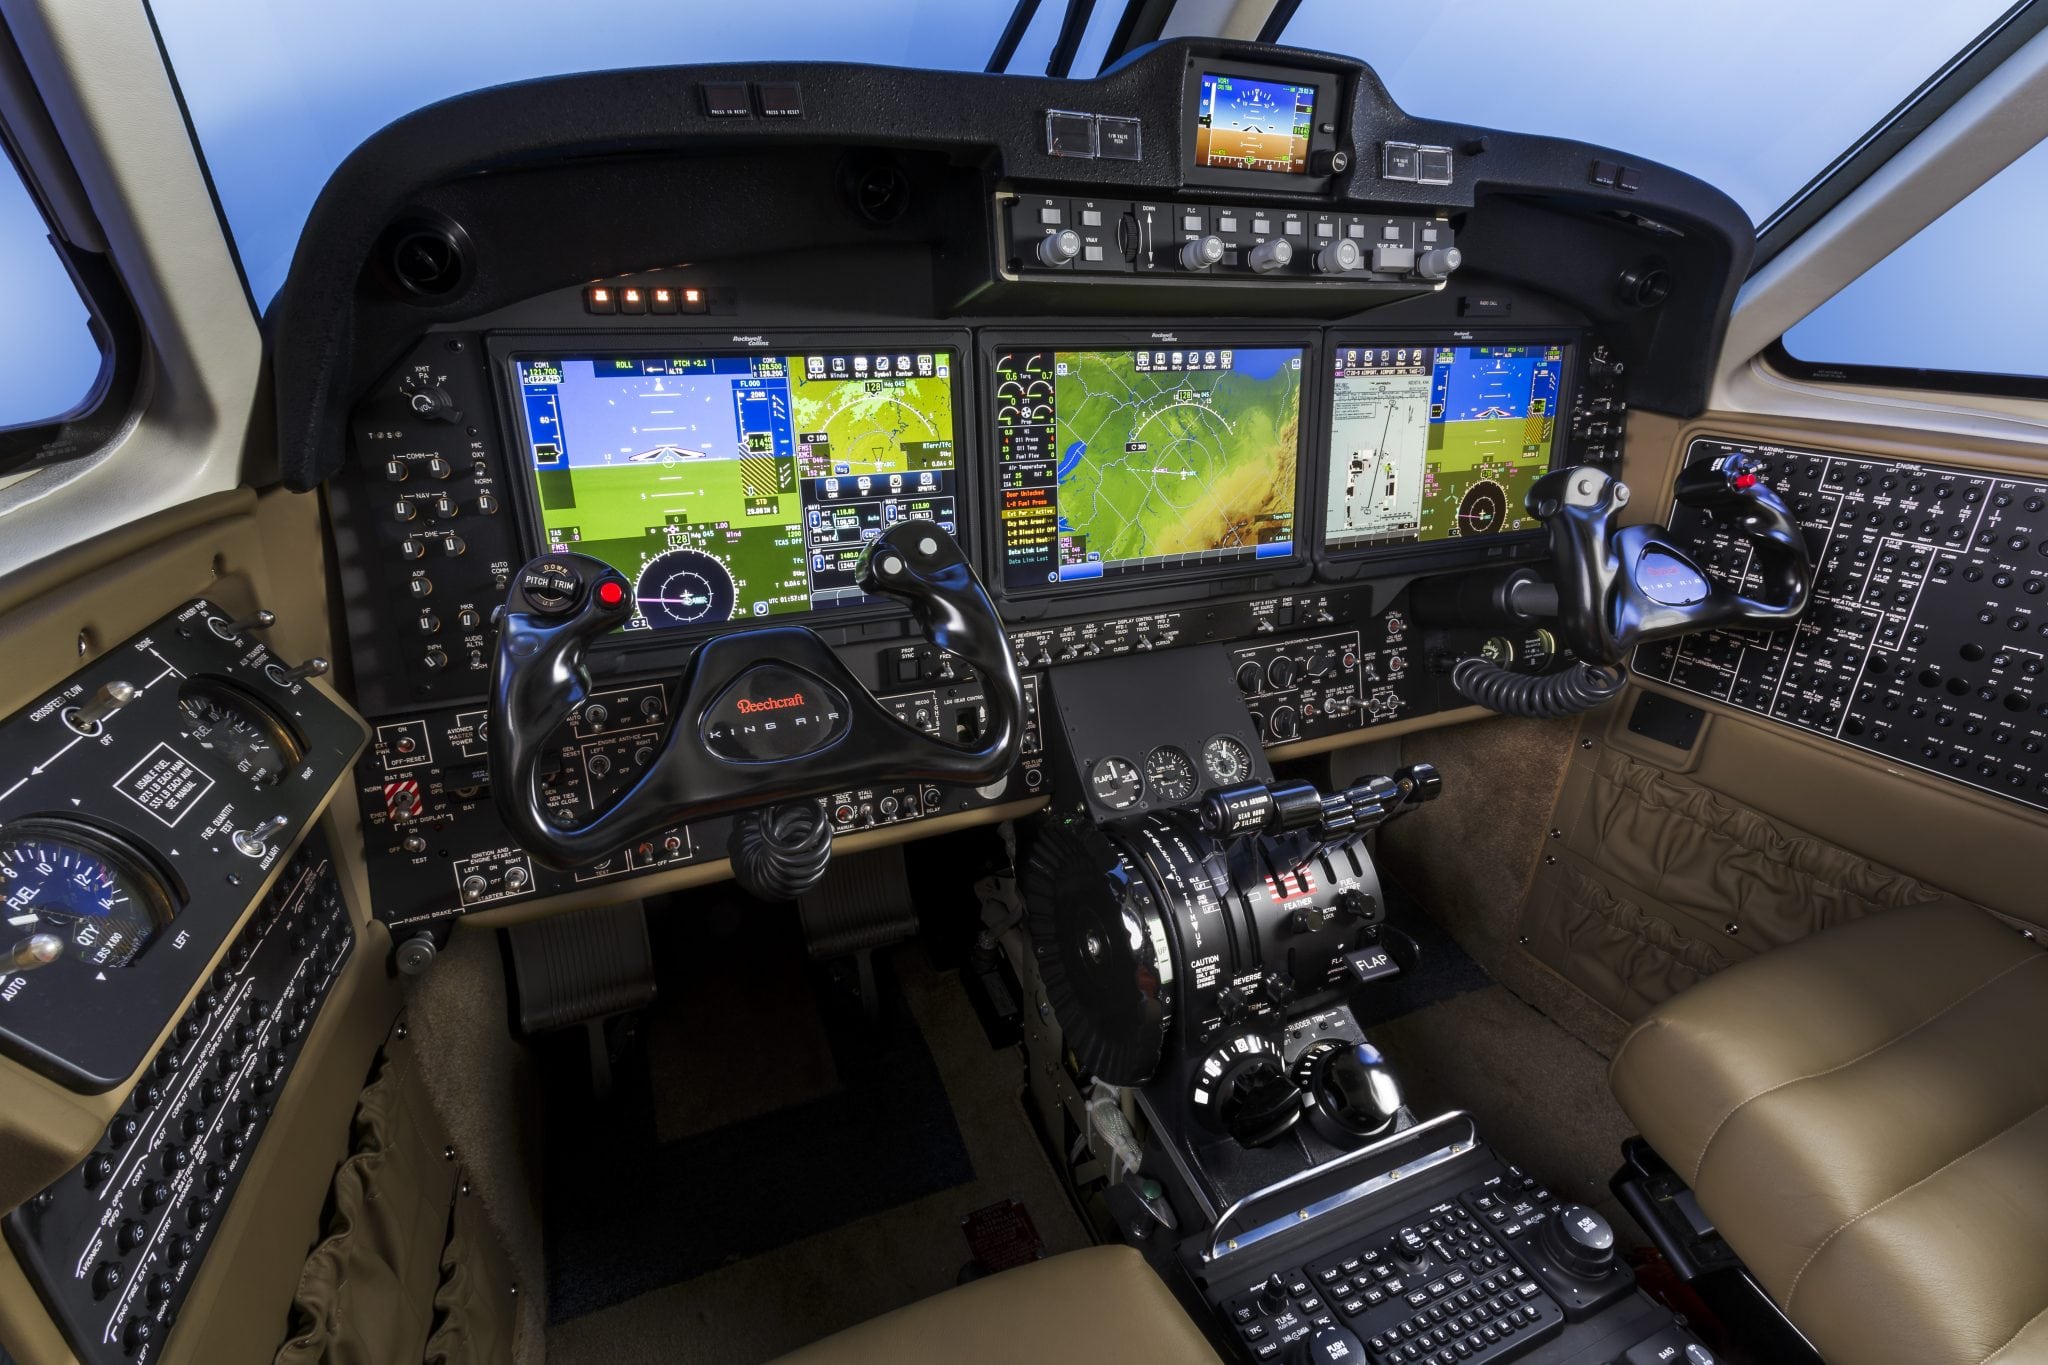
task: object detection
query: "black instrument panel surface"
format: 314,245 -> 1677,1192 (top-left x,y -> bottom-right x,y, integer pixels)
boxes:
1634,437 -> 2048,812
0,601 -> 367,1089
3,835 -> 353,1365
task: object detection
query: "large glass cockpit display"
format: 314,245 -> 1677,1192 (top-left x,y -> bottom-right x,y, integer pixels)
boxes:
991,344 -> 1304,592
1321,343 -> 1567,551
512,350 -> 958,630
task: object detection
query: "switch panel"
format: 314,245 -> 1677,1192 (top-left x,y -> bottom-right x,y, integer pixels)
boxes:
1635,437 -> 2048,811
3,838 -> 352,1365
329,339 -> 522,715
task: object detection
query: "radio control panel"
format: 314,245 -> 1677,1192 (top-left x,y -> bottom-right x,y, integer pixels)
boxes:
329,339 -> 520,716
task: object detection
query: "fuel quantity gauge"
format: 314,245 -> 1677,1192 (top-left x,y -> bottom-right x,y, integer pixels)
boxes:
0,818 -> 178,970
177,677 -> 303,786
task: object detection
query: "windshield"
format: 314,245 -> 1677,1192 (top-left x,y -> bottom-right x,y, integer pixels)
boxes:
147,0 -> 1022,308
1279,0 -> 2018,227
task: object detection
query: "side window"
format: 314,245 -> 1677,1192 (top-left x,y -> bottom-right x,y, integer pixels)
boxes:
1778,136 -> 2048,391
0,145 -> 106,430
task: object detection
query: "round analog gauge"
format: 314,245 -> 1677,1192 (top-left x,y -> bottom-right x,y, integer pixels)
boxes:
0,820 -> 177,970
1087,756 -> 1144,811
1200,734 -> 1256,786
1143,746 -> 1198,804
177,677 -> 303,786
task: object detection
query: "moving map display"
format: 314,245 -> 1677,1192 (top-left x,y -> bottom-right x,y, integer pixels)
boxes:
1322,343 -> 1565,550
1194,72 -> 1315,174
513,351 -> 957,631
992,344 -> 1304,592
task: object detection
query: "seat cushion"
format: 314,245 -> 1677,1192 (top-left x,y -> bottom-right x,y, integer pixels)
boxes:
1610,901 -> 2048,1365
767,1246 -> 1222,1364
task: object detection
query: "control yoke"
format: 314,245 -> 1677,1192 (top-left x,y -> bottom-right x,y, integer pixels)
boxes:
1527,454 -> 1813,666
487,520 -> 1023,870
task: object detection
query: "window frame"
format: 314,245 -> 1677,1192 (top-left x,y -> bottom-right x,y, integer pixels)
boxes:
1755,2 -> 2048,398
1766,338 -> 2048,401
0,52 -> 143,476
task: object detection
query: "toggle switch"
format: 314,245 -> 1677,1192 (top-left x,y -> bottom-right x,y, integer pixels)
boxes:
66,680 -> 139,734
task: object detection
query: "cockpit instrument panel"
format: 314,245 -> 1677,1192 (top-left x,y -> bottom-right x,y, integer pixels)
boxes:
990,339 -> 1306,595
511,348 -> 961,630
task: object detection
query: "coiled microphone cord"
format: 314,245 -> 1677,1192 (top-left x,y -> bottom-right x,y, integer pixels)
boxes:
1449,655 -> 1626,719
729,800 -> 835,901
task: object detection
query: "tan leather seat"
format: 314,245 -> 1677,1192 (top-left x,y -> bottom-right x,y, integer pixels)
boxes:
768,1245 -> 1223,1364
1609,901 -> 2048,1365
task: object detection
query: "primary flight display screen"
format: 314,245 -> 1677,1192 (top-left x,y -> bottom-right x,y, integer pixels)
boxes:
1194,72 -> 1316,174
992,344 -> 1304,592
1322,343 -> 1566,551
513,350 -> 958,630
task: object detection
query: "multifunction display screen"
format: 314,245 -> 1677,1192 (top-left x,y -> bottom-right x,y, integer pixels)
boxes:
513,351 -> 957,630
992,345 -> 1304,592
1322,343 -> 1566,550
1194,72 -> 1316,174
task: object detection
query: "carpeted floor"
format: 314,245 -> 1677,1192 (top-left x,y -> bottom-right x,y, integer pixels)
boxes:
1384,715 -> 1634,1057
1367,983 -> 1641,1248
545,938 -> 1088,1365
1354,880 -> 1495,1027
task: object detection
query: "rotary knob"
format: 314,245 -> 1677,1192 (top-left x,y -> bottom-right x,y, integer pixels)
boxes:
1247,238 -> 1293,274
1293,1325 -> 1367,1365
1179,234 -> 1226,271
1036,228 -> 1083,267
1314,238 -> 1364,274
1299,1041 -> 1402,1142
1417,245 -> 1463,279
1334,887 -> 1383,926
1235,660 -> 1265,694
402,383 -> 461,424
1540,1203 -> 1618,1279
1192,1035 -> 1301,1147
1217,1058 -> 1302,1147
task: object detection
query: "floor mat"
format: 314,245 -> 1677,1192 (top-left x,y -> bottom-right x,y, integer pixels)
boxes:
1348,878 -> 1495,1028
545,939 -> 1089,1364
541,905 -> 974,1325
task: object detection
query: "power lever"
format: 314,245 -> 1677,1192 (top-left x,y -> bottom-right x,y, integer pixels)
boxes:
1201,764 -> 1442,840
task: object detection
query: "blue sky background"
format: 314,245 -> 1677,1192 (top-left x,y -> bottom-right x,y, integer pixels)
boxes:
2,158 -> 102,429
1781,135 -> 2048,375
4,0 -> 2039,430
